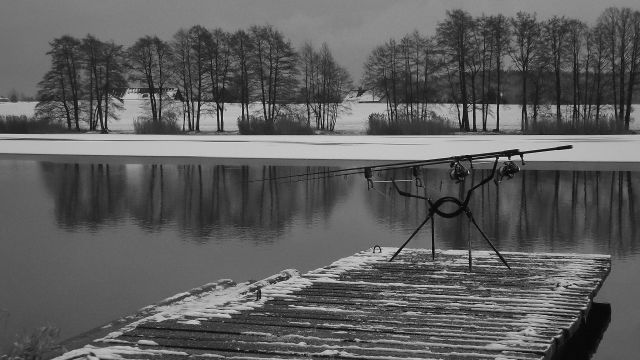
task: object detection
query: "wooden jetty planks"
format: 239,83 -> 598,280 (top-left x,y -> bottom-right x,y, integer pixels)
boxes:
55,248 -> 611,360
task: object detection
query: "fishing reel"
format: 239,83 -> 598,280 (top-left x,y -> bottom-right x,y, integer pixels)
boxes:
449,160 -> 471,183
495,160 -> 520,183
412,166 -> 424,188
364,167 -> 374,189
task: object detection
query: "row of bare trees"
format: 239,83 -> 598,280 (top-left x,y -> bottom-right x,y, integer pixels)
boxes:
36,25 -> 352,133
165,25 -> 351,132
363,7 -> 640,132
363,32 -> 436,125
169,25 -> 298,132
300,43 -> 352,131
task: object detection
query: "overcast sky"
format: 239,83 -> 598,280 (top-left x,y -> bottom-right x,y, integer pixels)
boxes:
1,0 -> 638,96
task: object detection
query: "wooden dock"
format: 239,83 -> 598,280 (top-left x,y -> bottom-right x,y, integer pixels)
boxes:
55,248 -> 611,360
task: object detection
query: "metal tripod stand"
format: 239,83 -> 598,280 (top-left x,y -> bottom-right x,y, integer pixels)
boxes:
388,158 -> 511,270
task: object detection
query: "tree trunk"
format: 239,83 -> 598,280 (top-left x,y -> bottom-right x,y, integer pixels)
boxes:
619,34 -> 627,123
555,62 -> 562,125
521,70 -> 528,131
88,67 -> 94,131
59,73 -> 72,129
458,42 -> 469,131
495,56 -> 501,132
625,36 -> 638,130
103,60 -> 110,132
471,73 -> 477,131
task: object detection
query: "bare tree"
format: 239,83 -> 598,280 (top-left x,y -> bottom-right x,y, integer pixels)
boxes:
467,19 -> 482,131
400,31 -> 438,122
35,66 -> 73,126
544,16 -> 570,124
624,10 -> 640,130
567,19 -> 587,125
188,26 -> 209,131
81,36 -> 126,133
128,36 -> 172,123
81,35 -> 102,131
362,39 -> 401,123
249,25 -> 298,130
414,32 -> 439,119
207,28 -> 233,132
100,41 -> 127,132
590,23 -> 608,124
487,15 -> 510,131
300,42 -> 352,130
616,8 -> 633,125
477,15 -> 493,131
46,36 -> 83,130
231,30 -> 252,124
510,12 -> 540,131
171,28 -> 196,131
300,41 -> 316,127
437,9 -> 473,131
599,8 -> 621,120
530,30 -> 552,125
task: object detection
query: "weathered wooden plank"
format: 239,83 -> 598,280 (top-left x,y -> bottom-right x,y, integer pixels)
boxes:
54,248 -> 611,360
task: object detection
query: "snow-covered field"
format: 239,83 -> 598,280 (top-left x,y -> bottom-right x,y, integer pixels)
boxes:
2,101 -> 638,133
2,100 -> 639,169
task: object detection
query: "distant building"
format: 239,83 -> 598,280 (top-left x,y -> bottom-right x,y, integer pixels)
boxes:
0,97 -> 9,103
112,88 -> 183,101
344,88 -> 383,103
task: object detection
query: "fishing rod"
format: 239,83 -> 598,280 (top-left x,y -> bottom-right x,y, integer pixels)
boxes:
248,144 -> 574,270
249,145 -> 572,184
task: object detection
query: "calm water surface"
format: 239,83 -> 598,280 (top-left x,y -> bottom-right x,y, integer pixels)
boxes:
0,159 -> 638,358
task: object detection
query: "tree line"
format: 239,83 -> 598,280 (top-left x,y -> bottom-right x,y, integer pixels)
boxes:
36,7 -> 640,134
36,25 -> 352,133
363,7 -> 640,132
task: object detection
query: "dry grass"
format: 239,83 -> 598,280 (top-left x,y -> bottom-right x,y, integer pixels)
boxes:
0,115 -> 68,134
1,326 -> 60,360
366,112 -> 457,135
133,114 -> 182,134
237,115 -> 314,135
524,114 -> 631,135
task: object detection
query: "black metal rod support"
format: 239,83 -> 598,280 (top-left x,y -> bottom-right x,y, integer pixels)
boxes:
389,157 -> 511,270
389,214 -> 433,262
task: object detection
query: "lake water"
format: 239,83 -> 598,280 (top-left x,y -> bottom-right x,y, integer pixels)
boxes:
0,159 -> 638,358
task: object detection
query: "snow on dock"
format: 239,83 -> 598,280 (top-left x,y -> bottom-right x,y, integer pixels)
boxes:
55,248 -> 610,359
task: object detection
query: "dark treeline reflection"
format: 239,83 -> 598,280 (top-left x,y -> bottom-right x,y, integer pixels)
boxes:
40,163 -> 348,242
367,168 -> 639,256
40,162 -> 639,255
42,163 -> 128,230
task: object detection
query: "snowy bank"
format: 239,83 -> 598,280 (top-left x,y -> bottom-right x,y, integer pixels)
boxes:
0,134 -> 638,170
2,101 -> 639,134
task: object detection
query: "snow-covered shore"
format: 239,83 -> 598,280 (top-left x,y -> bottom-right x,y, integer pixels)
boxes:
2,101 -> 639,134
0,133 -> 638,170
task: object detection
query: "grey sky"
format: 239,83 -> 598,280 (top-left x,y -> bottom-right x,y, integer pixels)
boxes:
1,0 -> 638,96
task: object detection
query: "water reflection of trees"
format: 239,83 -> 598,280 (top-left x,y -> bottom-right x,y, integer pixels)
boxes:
41,163 -> 128,230
367,168 -> 640,256
39,162 -> 640,254
41,163 -> 348,242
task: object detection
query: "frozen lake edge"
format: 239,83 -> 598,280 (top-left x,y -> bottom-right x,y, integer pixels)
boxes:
0,133 -> 639,171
